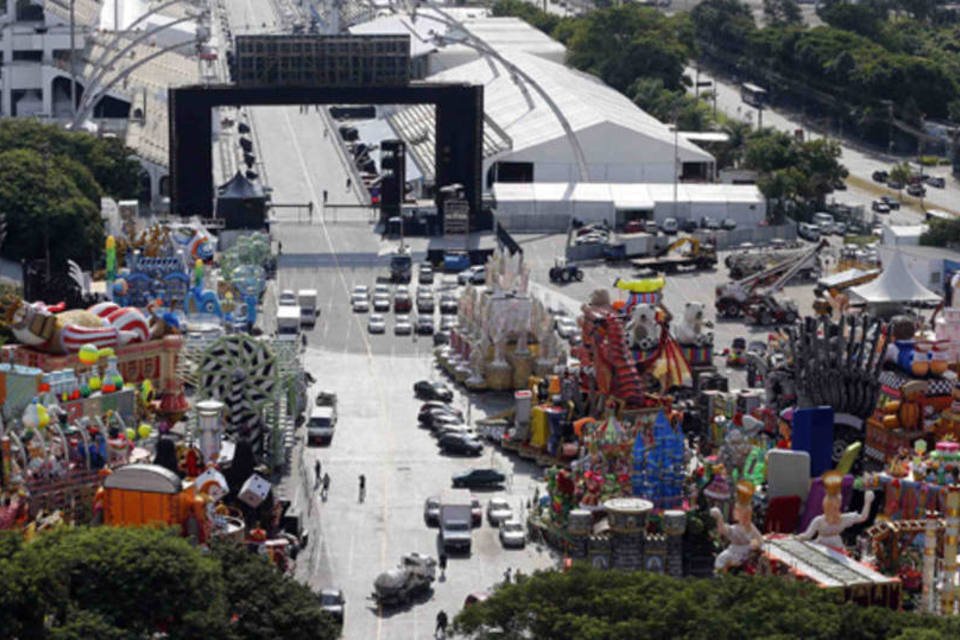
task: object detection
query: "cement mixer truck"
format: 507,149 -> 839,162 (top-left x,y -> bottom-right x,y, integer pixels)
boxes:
371,553 -> 437,606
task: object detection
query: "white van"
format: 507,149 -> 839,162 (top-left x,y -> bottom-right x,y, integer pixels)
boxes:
307,406 -> 337,445
798,222 -> 821,242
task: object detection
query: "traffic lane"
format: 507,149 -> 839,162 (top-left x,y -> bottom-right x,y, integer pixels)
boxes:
301,349 -> 555,640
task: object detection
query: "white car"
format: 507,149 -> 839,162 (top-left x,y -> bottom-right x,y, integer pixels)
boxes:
499,519 -> 526,548
660,217 -> 679,234
374,283 -> 390,297
352,284 -> 369,299
440,316 -> 458,331
279,289 -> 297,306
372,294 -> 391,312
351,294 -> 370,313
556,317 -> 578,338
367,313 -> 386,333
458,265 -> 485,285
394,315 -> 413,335
486,498 -> 513,526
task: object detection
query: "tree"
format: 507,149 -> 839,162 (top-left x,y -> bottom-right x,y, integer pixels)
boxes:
920,217 -> 960,246
0,527 -> 340,640
714,119 -> 753,169
889,160 -> 912,200
491,0 -> 560,34
454,565 -> 960,639
763,0 -> 803,26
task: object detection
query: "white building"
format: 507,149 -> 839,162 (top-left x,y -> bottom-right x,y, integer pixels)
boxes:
0,0 -> 204,210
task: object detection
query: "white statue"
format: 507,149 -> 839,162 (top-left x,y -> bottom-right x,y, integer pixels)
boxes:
675,302 -> 713,347
624,303 -> 661,351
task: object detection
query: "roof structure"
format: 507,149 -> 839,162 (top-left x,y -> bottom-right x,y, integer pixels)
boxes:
219,172 -> 265,199
849,250 -> 942,304
423,50 -> 712,162
45,0 -> 103,28
348,14 -> 440,58
493,182 -> 762,208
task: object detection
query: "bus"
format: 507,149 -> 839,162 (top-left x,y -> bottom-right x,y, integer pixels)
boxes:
741,83 -> 768,108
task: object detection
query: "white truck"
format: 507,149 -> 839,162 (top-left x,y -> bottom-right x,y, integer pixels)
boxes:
439,489 -> 473,554
276,305 -> 301,341
604,232 -> 665,261
298,289 -> 318,327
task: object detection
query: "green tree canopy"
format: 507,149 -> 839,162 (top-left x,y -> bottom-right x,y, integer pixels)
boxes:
454,565 -> 960,640
0,527 -> 339,640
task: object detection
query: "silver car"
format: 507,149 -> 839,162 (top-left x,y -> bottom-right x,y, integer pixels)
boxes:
352,294 -> 370,313
372,294 -> 391,312
499,519 -> 526,548
486,498 -> 513,526
395,315 -> 413,335
367,313 -> 386,334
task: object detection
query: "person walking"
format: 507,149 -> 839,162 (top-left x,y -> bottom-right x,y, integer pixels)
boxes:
439,552 -> 448,578
323,189 -> 328,204
346,177 -> 352,191
314,460 -> 321,488
321,473 -> 330,500
435,610 -> 448,638
277,241 -> 283,255
358,474 -> 366,502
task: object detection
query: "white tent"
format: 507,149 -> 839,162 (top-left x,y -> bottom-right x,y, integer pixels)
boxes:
848,250 -> 941,304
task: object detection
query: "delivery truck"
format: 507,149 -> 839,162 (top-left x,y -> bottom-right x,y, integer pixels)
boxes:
298,289 -> 318,327
439,489 -> 473,554
604,232 -> 661,261
276,305 -> 301,341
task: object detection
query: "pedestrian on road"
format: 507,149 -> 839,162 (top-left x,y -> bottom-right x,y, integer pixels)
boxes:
358,474 -> 366,502
277,241 -> 283,255
314,460 -> 321,487
439,552 -> 448,578
503,567 -> 512,584
323,127 -> 328,138
346,177 -> 352,191
435,610 -> 448,638
323,189 -> 328,204
321,473 -> 330,500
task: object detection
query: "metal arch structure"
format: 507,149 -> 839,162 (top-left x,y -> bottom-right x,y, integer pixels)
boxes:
412,5 -> 591,183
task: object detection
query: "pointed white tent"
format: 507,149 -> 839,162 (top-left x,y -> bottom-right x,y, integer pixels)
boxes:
848,250 -> 941,304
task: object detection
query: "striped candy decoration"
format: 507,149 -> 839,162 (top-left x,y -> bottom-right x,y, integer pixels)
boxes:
105,307 -> 150,343
88,301 -> 120,319
59,324 -> 120,352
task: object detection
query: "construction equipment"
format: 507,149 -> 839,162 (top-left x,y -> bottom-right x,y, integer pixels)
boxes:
743,295 -> 800,326
630,237 -> 717,272
372,553 -> 437,606
715,239 -> 828,319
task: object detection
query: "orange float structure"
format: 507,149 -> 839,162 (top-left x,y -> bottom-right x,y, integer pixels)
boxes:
94,464 -> 243,544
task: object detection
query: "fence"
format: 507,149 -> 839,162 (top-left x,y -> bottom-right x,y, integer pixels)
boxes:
692,224 -> 797,250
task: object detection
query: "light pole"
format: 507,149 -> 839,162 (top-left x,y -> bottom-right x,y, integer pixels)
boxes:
69,0 -> 76,120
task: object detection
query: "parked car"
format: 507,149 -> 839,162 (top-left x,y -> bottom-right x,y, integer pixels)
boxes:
458,265 -> 485,285
871,200 -> 891,214
499,519 -> 526,548
279,289 -> 297,306
926,176 -> 946,188
555,316 -> 578,338
907,183 -> 927,197
416,294 -> 435,314
681,219 -> 698,233
623,220 -> 645,233
701,216 -> 721,230
798,222 -> 820,241
887,179 -> 904,190
351,294 -> 370,313
367,313 -> 386,334
394,315 -> 412,335
433,330 -> 450,346
374,283 -> 390,297
415,316 -> 435,335
831,222 -> 847,236
424,496 -> 441,526
393,292 -> 412,313
880,196 -> 900,210
831,178 -> 847,191
421,411 -> 465,432
318,589 -> 345,625
438,433 -> 483,456
372,294 -> 391,312
486,498 -> 513,526
660,217 -> 679,235
351,284 -> 369,299
414,380 -> 454,402
439,294 -> 458,315
452,468 -> 506,489
721,218 -> 738,231
419,401 -> 464,420
872,170 -> 889,183
575,232 -> 607,246
419,264 -> 435,284
440,316 -> 458,331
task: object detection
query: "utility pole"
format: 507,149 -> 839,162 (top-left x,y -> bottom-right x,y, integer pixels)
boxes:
70,0 -> 76,119
673,107 -> 680,220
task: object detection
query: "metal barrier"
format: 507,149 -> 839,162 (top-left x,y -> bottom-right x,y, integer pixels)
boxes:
693,224 -> 797,250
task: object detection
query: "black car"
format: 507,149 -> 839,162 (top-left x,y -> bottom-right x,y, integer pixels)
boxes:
681,219 -> 698,233
415,316 -> 435,335
318,589 -> 344,625
433,330 -> 451,346
452,468 -> 506,488
419,401 -> 464,419
439,433 -> 483,456
880,196 -> 900,210
907,183 -> 926,197
416,296 -> 435,314
872,170 -> 889,183
887,180 -> 904,190
926,176 -> 946,189
439,295 -> 458,315
414,380 -> 454,402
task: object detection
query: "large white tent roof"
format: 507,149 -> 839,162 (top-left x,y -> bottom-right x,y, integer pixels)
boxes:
848,250 -> 941,304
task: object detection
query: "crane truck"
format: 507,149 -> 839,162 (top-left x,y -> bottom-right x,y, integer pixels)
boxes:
715,239 -> 829,320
